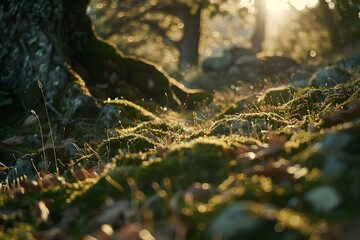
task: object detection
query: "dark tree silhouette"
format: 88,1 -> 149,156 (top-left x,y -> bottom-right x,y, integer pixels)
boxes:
90,0 -> 225,71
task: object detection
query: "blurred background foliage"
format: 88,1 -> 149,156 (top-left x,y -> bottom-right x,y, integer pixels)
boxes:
88,0 -> 360,72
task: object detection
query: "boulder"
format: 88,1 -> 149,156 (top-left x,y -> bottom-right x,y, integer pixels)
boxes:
310,66 -> 351,88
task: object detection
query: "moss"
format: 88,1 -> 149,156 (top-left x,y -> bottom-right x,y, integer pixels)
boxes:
215,98 -> 251,119
97,99 -> 158,128
135,138 -> 233,191
309,66 -> 351,88
278,88 -> 325,121
116,120 -> 184,145
290,123 -> 360,217
95,134 -> 157,162
279,78 -> 360,122
211,112 -> 289,138
284,130 -> 321,155
70,165 -> 136,209
258,86 -> 299,106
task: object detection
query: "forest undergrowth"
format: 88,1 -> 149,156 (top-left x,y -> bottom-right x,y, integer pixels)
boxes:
1,57 -> 360,240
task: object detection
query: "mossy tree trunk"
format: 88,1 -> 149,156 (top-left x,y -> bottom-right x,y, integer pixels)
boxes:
0,0 -> 103,118
0,0 -> 209,118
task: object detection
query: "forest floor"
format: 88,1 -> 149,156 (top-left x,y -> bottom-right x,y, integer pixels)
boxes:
1,53 -> 360,239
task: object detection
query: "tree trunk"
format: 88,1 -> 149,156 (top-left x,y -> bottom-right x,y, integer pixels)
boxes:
0,0 -> 105,118
319,0 -> 341,49
251,0 -> 266,53
0,0 -> 209,115
335,0 -> 360,44
177,5 -> 201,71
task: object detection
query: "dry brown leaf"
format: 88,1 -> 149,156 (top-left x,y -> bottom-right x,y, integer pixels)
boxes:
256,135 -> 287,157
155,147 -> 168,157
113,224 -> 143,240
244,160 -> 292,179
22,173 -> 66,191
259,105 -> 275,113
74,168 -> 94,181
322,98 -> 360,125
235,136 -> 286,163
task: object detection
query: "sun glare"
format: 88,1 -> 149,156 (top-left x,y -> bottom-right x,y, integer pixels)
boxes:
266,0 -> 319,11
265,0 -> 319,41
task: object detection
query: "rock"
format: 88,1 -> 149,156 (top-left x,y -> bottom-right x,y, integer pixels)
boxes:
258,86 -> 298,106
208,203 -> 260,239
229,47 -> 256,59
304,185 -> 341,213
310,66 -> 351,88
96,99 -> 158,129
211,112 -> 288,137
260,56 -> 298,73
337,55 -> 360,74
227,65 -> 241,77
202,50 -> 232,72
59,70 -> 100,119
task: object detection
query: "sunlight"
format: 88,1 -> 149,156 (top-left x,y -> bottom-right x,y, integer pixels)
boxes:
266,0 -> 319,12
265,0 -> 290,42
265,0 -> 319,48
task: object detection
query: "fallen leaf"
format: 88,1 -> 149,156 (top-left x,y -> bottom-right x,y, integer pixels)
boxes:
322,98 -> 360,125
113,224 -> 143,240
235,135 -> 286,163
21,173 -> 66,192
74,168 -> 94,181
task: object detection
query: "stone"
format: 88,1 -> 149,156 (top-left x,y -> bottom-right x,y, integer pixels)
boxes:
202,50 -> 232,72
304,185 -> 341,213
310,66 -> 351,88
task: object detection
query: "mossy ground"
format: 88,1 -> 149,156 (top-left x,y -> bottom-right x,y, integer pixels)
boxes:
1,75 -> 360,239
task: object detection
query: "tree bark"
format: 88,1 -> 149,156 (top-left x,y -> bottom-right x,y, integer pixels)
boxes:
0,0 -> 209,115
319,0 -> 341,50
176,4 -> 201,71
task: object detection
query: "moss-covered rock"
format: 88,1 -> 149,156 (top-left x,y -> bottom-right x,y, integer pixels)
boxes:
59,68 -> 100,119
95,134 -> 157,162
291,122 -> 360,217
96,99 -> 158,128
279,78 -> 360,123
211,113 -> 289,138
135,138 -> 233,190
258,86 -> 299,106
309,66 -> 351,88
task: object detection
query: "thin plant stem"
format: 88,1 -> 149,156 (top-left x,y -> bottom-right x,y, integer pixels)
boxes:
37,80 -> 58,175
31,110 -> 45,175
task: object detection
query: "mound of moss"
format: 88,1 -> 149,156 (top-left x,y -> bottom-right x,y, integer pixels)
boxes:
257,86 -> 299,106
211,112 -> 289,138
96,99 -> 158,128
